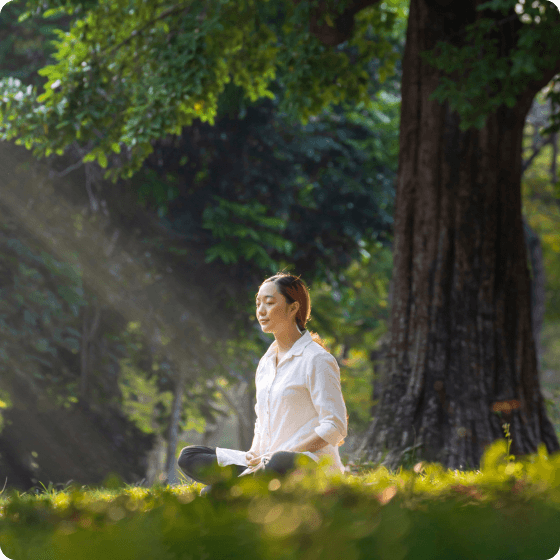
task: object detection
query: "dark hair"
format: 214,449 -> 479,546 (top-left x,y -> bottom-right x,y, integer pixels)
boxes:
259,271 -> 349,446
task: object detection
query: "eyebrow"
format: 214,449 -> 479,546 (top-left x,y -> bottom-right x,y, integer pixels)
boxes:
255,295 -> 275,300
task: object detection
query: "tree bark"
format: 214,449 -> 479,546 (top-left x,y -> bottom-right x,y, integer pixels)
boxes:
357,0 -> 560,472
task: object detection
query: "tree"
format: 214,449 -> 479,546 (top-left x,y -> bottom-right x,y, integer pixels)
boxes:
357,0 -> 560,471
1,0 -> 559,472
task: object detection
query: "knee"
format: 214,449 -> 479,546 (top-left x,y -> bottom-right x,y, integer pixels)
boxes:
269,451 -> 293,462
177,445 -> 198,470
264,451 -> 296,475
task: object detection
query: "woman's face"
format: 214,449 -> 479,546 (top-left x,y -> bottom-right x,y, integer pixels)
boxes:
255,282 -> 299,334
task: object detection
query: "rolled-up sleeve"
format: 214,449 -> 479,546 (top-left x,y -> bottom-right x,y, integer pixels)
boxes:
307,353 -> 348,447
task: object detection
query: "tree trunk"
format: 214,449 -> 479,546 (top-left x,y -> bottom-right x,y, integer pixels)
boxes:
358,0 -> 560,472
164,366 -> 186,485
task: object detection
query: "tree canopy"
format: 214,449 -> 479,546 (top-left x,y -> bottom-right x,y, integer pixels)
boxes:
0,0 -> 404,182
0,0 -> 558,186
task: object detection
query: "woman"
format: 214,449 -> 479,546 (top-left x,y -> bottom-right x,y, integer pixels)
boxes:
177,272 -> 349,494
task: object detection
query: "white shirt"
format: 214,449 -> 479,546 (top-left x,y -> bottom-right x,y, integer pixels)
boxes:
216,329 -> 348,477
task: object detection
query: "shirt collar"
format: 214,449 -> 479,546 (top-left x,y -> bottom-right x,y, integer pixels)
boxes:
264,329 -> 314,361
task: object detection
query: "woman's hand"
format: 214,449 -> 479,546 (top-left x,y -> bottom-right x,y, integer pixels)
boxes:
246,451 -> 261,467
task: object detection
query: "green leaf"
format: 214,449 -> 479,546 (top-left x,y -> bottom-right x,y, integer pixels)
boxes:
43,7 -> 67,19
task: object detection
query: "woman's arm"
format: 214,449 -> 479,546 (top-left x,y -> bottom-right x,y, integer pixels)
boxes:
306,353 -> 348,447
291,433 -> 329,453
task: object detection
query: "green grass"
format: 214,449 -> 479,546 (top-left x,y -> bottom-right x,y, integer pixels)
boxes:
0,417 -> 549,503
0,421 -> 558,560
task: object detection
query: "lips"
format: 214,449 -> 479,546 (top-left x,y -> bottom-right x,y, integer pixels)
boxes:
259,319 -> 269,323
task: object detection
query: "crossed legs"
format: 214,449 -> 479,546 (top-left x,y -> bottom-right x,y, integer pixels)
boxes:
177,446 -> 315,486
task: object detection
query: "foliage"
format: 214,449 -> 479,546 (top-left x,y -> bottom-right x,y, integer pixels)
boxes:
0,441 -> 559,560
0,211 -> 228,441
202,196 -> 294,268
420,0 -> 560,131
113,319 -> 236,437
120,34 -> 402,365
521,94 -> 560,323
154,84 -> 398,281
0,0 -> 72,87
159,71 -> 401,435
311,240 -> 394,436
0,219 -> 88,407
0,0 -> 403,460
0,0 -> 402,318
541,323 -> 560,379
0,0 -> 402,183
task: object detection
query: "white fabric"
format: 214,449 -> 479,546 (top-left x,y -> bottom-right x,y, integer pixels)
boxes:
216,329 -> 348,477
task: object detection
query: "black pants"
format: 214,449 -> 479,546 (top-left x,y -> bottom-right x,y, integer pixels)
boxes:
177,445 -> 316,485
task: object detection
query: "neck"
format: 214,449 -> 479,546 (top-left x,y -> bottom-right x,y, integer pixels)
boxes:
274,325 -> 304,354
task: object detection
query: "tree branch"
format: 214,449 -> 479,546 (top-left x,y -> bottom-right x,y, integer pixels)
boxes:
49,158 -> 84,179
97,4 -> 191,61
522,134 -> 555,173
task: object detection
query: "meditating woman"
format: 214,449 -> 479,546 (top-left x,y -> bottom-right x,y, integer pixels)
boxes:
177,272 -> 349,494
